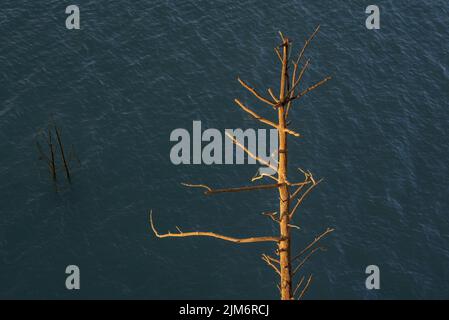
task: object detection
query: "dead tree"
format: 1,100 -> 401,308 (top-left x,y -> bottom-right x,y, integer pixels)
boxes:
36,121 -> 79,186
151,27 -> 334,300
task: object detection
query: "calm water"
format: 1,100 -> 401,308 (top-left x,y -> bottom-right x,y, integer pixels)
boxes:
1,0 -> 449,299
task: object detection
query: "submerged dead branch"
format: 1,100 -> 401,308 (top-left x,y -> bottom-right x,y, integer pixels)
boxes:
36,121 -> 78,186
47,128 -> 56,181
54,125 -> 71,183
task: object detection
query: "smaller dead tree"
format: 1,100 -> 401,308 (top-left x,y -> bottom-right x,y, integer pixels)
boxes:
36,121 -> 79,186
151,27 -> 334,300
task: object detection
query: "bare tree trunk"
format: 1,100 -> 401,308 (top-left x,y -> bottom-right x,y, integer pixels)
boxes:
278,38 -> 292,300
151,28 -> 334,300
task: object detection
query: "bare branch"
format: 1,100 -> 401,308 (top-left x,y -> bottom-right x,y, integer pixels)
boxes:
268,88 -> 279,103
290,169 -> 314,200
288,180 -> 311,187
293,276 -> 305,297
252,172 -> 279,183
234,98 -> 279,129
285,61 -> 299,118
234,99 -> 301,137
278,31 -> 286,42
295,25 -> 320,65
290,183 -> 307,200
225,131 -> 278,172
238,78 -> 276,107
292,228 -> 335,262
180,183 -> 212,192
263,253 -> 280,265
288,223 -> 301,230
150,211 -> 279,244
182,182 -> 284,195
285,24 -> 323,118
179,178 -> 309,194
274,47 -> 282,62
296,76 -> 332,99
292,247 -> 325,276
286,59 -> 310,99
262,254 -> 281,276
283,128 -> 300,137
289,178 -> 323,219
262,211 -> 279,223
205,184 -> 284,195
284,76 -> 332,108
298,274 -> 313,300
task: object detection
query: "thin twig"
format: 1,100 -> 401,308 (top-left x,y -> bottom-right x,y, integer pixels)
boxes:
261,254 -> 281,276
286,59 -> 310,100
296,25 -> 320,66
262,211 -> 279,223
298,274 -> 313,300
252,172 -> 279,183
238,78 -> 276,107
292,228 -> 335,262
54,126 -> 71,183
292,247 -> 325,276
285,60 -> 299,117
296,76 -> 332,99
274,48 -> 282,62
288,223 -> 301,230
267,88 -> 279,103
289,178 -> 323,219
290,183 -> 307,200
278,31 -> 286,42
47,128 -> 56,181
293,276 -> 305,297
283,76 -> 332,107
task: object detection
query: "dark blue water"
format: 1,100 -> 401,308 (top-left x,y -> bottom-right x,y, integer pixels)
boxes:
1,0 -> 449,299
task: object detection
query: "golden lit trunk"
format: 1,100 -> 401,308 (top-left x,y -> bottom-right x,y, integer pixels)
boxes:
278,39 -> 292,300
